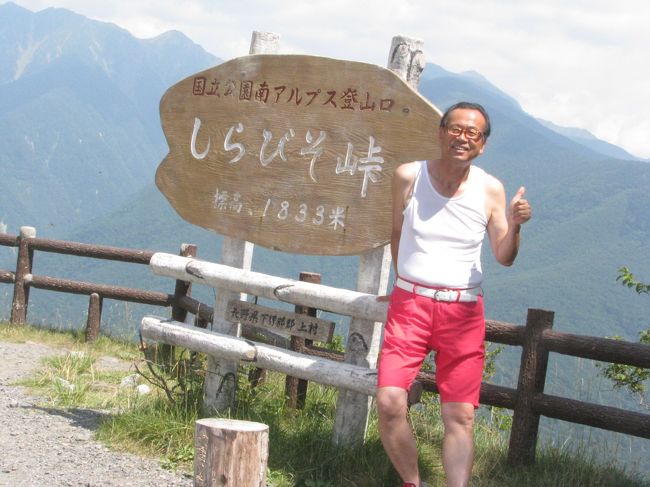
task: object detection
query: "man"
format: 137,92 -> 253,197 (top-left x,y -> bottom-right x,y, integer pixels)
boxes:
376,101 -> 532,487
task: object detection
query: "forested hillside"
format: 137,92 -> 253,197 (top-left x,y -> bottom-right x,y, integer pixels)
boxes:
0,2 -> 218,236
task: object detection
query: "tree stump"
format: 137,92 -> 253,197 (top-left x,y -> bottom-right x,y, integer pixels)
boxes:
194,418 -> 269,487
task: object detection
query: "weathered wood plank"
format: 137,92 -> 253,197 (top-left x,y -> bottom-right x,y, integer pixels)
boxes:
204,237 -> 254,413
171,244 -> 198,324
0,233 -> 18,247
150,252 -> 389,322
28,237 -> 154,263
542,329 -> 650,368
25,274 -> 171,306
0,269 -> 15,284
333,245 -> 390,444
485,319 -> 525,346
285,271 -> 321,409
156,55 -> 441,255
172,295 -> 214,323
533,393 -> 650,439
141,317 -> 377,396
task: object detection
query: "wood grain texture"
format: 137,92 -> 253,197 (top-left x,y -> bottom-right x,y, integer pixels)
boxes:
156,54 -> 441,255
194,418 -> 268,487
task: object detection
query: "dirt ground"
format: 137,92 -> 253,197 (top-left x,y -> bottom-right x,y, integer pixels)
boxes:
0,340 -> 193,487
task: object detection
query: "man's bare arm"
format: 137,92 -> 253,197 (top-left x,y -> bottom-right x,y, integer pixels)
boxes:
487,178 -> 532,266
390,162 -> 419,273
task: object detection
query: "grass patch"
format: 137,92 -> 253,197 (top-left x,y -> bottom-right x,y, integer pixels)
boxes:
2,321 -> 143,410
20,350 -> 141,409
3,322 -> 648,486
0,320 -> 87,347
217,371 -> 402,487
0,321 -> 139,361
96,359 -> 648,486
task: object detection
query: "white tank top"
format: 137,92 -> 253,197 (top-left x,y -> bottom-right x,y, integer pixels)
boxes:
397,160 -> 488,289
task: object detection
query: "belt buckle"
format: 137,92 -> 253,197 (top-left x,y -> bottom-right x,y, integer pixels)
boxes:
433,289 -> 454,302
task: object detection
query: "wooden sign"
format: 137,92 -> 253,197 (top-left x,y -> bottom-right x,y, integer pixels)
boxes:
156,54 -> 441,255
226,299 -> 335,342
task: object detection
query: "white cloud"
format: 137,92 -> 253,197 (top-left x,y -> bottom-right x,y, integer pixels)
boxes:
7,0 -> 650,158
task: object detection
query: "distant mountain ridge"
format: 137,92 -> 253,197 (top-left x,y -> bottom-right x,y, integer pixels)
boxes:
536,118 -> 645,161
0,1 -> 219,236
422,62 -> 646,163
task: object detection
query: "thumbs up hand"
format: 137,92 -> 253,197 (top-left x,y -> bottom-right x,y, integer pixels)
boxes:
509,186 -> 532,226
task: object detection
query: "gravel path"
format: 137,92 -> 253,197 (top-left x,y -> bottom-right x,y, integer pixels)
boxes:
0,340 -> 193,487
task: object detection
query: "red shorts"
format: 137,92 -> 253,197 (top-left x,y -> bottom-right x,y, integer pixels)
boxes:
377,285 -> 485,408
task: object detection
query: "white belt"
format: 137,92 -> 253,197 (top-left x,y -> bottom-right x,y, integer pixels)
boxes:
394,277 -> 482,302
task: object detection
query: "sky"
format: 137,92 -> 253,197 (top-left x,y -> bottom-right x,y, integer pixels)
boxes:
6,0 -> 650,159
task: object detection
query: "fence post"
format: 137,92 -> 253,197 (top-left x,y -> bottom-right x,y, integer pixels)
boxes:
157,243 -> 198,368
332,247 -> 391,445
285,271 -> 321,409
507,308 -> 555,466
247,361 -> 267,389
84,293 -> 103,342
10,226 -> 36,324
172,244 -> 198,323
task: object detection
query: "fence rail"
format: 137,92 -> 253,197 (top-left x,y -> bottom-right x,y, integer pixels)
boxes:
28,237 -> 154,263
26,274 -> 172,306
0,227 -> 195,334
0,226 -> 648,467
543,329 -> 650,367
0,270 -> 14,284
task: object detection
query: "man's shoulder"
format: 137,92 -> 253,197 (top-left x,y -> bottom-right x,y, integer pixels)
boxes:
478,169 -> 506,202
395,160 -> 422,180
473,165 -> 502,188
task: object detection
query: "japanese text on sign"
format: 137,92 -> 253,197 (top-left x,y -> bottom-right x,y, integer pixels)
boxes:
192,77 -> 395,113
191,118 -> 385,198
212,191 -> 347,232
226,300 -> 335,342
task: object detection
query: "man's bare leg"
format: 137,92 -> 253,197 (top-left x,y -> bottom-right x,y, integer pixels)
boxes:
377,386 -> 420,485
441,402 -> 475,487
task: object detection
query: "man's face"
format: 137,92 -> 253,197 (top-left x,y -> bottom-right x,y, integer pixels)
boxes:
439,108 -> 487,162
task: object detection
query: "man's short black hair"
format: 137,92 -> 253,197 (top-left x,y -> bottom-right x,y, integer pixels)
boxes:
440,102 -> 491,140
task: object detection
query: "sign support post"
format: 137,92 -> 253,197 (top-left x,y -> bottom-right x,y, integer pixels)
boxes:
332,35 -> 425,445
202,31 -> 280,414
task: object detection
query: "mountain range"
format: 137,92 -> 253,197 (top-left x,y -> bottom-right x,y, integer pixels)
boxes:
0,2 -> 648,473
0,1 -> 218,235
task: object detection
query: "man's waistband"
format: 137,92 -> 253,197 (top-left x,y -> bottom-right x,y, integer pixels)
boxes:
394,277 -> 483,303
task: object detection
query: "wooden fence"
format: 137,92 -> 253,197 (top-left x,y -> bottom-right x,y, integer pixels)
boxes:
0,226 -> 649,466
0,226 -> 206,339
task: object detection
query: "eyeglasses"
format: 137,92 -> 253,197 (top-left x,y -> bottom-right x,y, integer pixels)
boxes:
445,125 -> 483,141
